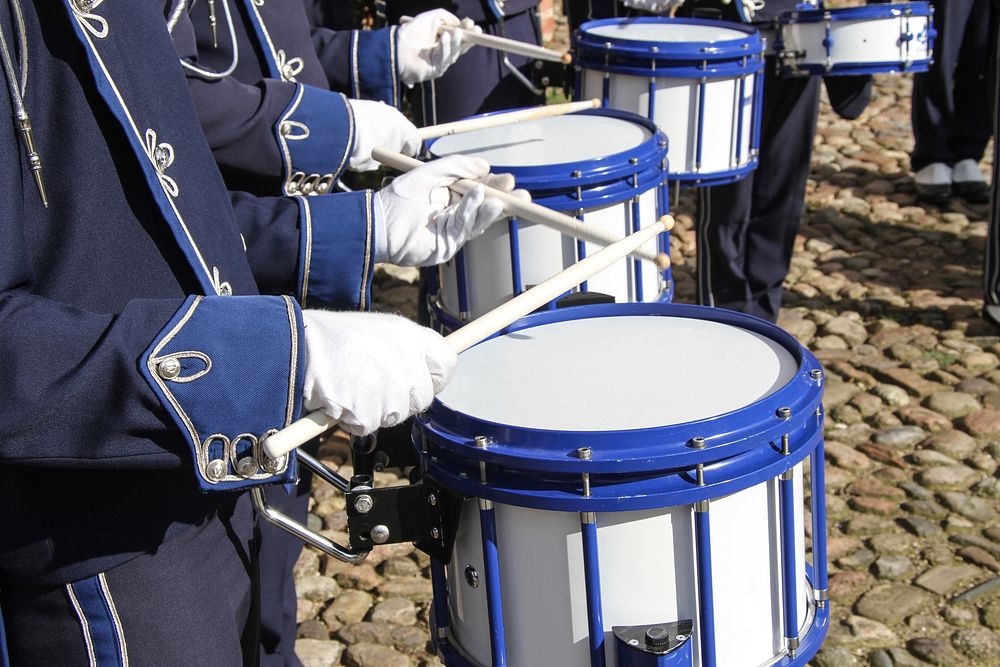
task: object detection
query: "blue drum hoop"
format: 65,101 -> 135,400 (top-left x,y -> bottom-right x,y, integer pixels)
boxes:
776,2 -> 935,76
428,108 -> 669,210
417,303 -> 824,511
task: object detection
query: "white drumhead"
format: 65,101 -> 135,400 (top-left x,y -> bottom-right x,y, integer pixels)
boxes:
585,20 -> 750,44
438,315 -> 798,431
429,115 -> 651,167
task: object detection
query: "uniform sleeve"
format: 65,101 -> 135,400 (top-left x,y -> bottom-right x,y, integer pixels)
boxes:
0,238 -> 305,493
229,190 -> 376,311
311,26 -> 401,107
171,7 -> 356,191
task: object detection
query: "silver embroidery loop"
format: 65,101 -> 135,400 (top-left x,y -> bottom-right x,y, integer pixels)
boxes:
200,433 -> 231,482
212,266 -> 233,296
144,128 -> 179,198
71,0 -> 109,39
227,433 -> 259,472
279,119 -> 310,141
276,49 -> 303,82
252,0 -> 264,5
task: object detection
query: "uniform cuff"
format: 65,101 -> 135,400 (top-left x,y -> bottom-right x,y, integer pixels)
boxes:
140,295 -> 305,491
350,27 -> 401,108
296,191 -> 376,311
275,84 -> 354,196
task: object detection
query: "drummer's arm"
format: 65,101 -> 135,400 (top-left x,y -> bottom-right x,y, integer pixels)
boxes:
310,25 -> 403,107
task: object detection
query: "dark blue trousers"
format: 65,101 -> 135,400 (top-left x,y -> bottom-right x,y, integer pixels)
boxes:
983,15 -> 1000,305
696,65 -> 821,322
911,0 -> 996,170
0,496 -> 259,667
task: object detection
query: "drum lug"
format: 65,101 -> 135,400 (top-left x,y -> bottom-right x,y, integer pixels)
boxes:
612,620 -> 694,666
346,475 -> 464,564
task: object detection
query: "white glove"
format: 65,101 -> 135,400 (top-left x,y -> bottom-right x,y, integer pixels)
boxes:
397,10 -> 480,87
347,99 -> 421,172
301,310 -> 457,437
622,0 -> 684,13
375,155 -> 529,267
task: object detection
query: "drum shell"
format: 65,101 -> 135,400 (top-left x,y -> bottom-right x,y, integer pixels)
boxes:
776,2 -> 934,76
445,471 -> 809,667
428,110 -> 671,326
575,18 -> 765,186
418,304 -> 830,667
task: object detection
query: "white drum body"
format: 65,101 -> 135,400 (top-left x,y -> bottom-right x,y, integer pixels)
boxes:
447,474 -> 808,667
428,111 -> 670,326
776,2 -> 934,75
420,305 -> 830,667
575,19 -> 764,186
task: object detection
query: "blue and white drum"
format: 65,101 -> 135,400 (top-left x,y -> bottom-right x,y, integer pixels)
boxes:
774,2 -> 935,76
575,19 -> 764,187
418,303 -> 830,667
427,109 -> 671,331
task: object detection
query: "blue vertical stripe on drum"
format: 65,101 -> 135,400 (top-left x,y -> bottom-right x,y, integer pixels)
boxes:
508,218 -> 523,297
430,558 -> 451,637
779,471 -> 800,654
695,76 -> 707,175
752,72 -> 764,165
735,71 -> 747,167
479,505 -> 507,667
631,191 -> 643,302
455,248 -> 470,320
67,574 -> 128,666
581,517 -> 607,667
602,70 -> 611,109
577,236 -> 589,292
647,76 -> 657,123
693,508 -> 716,667
810,438 -> 829,599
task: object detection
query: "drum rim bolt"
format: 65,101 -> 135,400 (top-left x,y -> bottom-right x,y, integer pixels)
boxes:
354,494 -> 374,514
370,524 -> 390,544
776,406 -> 792,420
576,446 -> 592,460
689,436 -> 706,449
810,368 -> 823,381
571,169 -> 582,178
464,565 -> 480,588
474,435 -> 490,449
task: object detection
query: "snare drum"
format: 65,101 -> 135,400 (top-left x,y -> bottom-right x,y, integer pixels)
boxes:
774,2 -> 935,76
418,303 -> 830,667
427,109 -> 671,331
575,19 -> 765,186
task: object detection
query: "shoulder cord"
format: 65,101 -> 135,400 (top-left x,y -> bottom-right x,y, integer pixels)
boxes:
0,0 -> 46,206
169,0 -> 241,80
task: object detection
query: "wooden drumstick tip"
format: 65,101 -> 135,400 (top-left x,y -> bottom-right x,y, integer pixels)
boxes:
561,52 -> 573,64
587,97 -> 600,108
658,215 -> 676,232
654,253 -> 671,270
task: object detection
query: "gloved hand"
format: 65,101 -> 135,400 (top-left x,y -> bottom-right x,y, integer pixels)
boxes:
622,0 -> 684,13
348,99 -> 421,171
301,310 -> 457,437
375,155 -> 529,267
397,10 -> 480,87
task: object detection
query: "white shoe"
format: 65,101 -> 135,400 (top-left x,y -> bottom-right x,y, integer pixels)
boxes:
914,162 -> 952,203
953,159 -> 990,203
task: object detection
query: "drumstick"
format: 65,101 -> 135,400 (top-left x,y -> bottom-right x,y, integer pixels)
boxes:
416,99 -> 601,141
371,147 -> 673,268
263,218 -> 671,458
400,15 -> 571,64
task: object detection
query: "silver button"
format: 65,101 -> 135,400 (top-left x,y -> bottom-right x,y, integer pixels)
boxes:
285,181 -> 298,194
280,122 -> 293,137
157,357 -> 181,380
74,0 -> 95,12
218,283 -> 232,296
205,458 -> 228,482
153,146 -> 170,171
262,453 -> 287,474
236,456 -> 258,478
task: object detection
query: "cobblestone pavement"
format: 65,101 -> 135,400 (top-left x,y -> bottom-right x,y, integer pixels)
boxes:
290,75 -> 1000,667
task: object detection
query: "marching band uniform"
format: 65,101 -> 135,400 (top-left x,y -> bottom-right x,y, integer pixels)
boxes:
910,0 -> 995,203
981,7 -> 999,325
0,0 -> 486,663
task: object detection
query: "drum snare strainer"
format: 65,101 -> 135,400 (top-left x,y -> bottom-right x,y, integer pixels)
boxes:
418,303 -> 830,667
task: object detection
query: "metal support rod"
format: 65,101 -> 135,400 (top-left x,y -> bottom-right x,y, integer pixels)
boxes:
581,517 -> 606,667
810,439 -> 829,603
430,558 -> 451,638
479,505 -> 507,667
694,505 -> 717,667
779,470 -> 800,656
